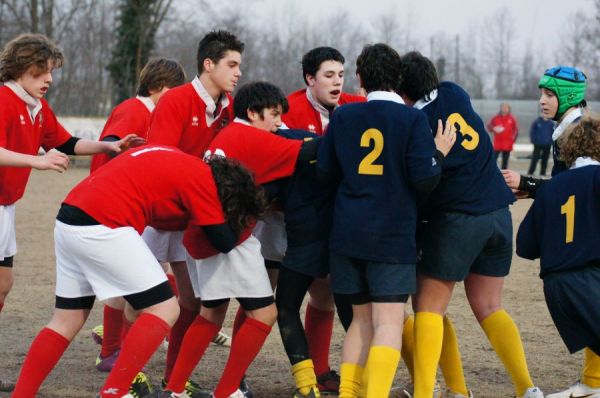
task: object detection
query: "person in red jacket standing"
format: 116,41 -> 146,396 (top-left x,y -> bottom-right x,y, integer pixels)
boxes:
487,102 -> 519,169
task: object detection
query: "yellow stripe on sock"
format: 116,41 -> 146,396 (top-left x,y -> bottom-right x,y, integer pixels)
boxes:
292,359 -> 318,395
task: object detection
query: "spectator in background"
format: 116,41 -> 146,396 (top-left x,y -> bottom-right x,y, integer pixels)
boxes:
488,102 -> 519,169
527,112 -> 554,176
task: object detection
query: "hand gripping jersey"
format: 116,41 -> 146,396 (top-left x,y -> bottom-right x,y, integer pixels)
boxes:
90,97 -> 154,173
0,86 -> 72,205
318,94 -> 441,263
147,79 -> 233,157
283,89 -> 365,135
64,145 -> 225,233
516,164 -> 600,278
183,121 -> 303,259
418,82 -> 515,214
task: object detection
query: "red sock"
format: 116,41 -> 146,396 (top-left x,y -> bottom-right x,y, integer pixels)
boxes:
213,318 -> 272,398
232,306 -> 246,337
120,316 -> 133,342
12,327 -> 70,397
0,302 -> 4,314
166,315 -> 220,393
305,304 -> 334,376
167,273 -> 179,297
100,305 -> 124,358
100,313 -> 170,398
164,305 -> 197,381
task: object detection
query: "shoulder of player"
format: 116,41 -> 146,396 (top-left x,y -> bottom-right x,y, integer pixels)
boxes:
158,82 -> 196,105
339,92 -> 366,104
277,128 -> 316,140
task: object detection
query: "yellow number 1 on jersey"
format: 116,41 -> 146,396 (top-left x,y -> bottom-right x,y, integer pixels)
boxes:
561,195 -> 575,243
358,128 -> 384,175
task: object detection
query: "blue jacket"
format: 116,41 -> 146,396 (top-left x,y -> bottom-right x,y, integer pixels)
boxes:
529,117 -> 554,146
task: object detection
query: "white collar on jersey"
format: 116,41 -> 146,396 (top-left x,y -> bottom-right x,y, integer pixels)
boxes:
135,96 -> 155,113
553,107 -> 583,141
191,76 -> 230,125
233,117 -> 251,126
367,90 -> 405,104
414,89 -> 438,110
306,88 -> 333,130
4,80 -> 42,122
571,157 -> 600,169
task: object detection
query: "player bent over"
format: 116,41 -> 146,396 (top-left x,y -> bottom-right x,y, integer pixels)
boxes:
317,43 -> 455,398
157,81 -> 320,398
517,116 -> 600,398
11,146 -> 266,398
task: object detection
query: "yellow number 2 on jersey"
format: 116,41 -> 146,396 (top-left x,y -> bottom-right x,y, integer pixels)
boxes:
358,128 -> 384,175
561,194 -> 575,243
447,113 -> 479,151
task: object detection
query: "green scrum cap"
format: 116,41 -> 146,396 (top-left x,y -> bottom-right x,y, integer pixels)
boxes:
538,66 -> 587,120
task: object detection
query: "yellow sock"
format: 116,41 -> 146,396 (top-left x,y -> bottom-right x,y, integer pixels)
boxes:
582,347 -> 600,388
358,361 -> 369,398
339,363 -> 364,398
439,315 -> 469,396
401,315 -> 415,381
481,309 -> 533,396
292,359 -> 318,395
414,312 -> 444,398
364,345 -> 401,398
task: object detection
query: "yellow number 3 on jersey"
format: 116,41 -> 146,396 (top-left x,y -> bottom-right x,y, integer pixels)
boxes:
447,113 -> 479,151
358,128 -> 384,175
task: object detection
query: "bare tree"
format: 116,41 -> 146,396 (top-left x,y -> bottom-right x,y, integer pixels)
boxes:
482,7 -> 517,98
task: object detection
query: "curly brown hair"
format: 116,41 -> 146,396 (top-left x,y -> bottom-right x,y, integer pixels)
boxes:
206,155 -> 267,235
0,33 -> 64,82
559,113 -> 600,166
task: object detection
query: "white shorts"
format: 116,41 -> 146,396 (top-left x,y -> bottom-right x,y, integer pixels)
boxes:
253,211 -> 287,262
141,226 -> 186,263
0,205 -> 17,260
186,235 -> 273,301
55,221 -> 168,301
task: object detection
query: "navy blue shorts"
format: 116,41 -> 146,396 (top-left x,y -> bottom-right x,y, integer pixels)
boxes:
282,240 -> 329,278
419,207 -> 512,281
544,266 -> 600,354
330,251 -> 415,302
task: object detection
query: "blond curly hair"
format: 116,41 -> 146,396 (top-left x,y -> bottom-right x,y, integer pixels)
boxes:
559,113 -> 600,166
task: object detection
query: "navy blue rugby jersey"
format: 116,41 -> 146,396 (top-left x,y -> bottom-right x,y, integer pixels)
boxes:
516,165 -> 600,278
419,81 -> 514,214
317,97 -> 441,263
272,129 -> 335,248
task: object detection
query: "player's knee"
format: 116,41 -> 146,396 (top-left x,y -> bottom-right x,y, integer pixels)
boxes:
250,303 -> 277,326
471,301 -> 502,323
0,272 -> 14,302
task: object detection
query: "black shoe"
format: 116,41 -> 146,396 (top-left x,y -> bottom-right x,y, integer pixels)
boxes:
239,376 -> 253,398
129,372 -> 154,398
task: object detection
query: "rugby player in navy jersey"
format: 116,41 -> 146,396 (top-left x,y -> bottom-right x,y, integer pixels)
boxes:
517,116 -> 600,398
397,51 -> 542,398
317,44 -> 455,398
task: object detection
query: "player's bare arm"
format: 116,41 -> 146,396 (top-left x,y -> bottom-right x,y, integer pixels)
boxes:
0,147 -> 69,172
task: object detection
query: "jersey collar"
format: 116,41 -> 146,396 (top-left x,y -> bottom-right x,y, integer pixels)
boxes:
192,76 -> 230,126
136,96 -> 155,113
233,117 -> 251,126
366,91 -> 405,104
306,88 -> 333,131
571,157 -> 600,169
4,80 -> 42,122
414,89 -> 438,110
553,107 -> 583,141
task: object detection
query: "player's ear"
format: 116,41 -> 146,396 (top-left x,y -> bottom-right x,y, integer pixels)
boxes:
203,58 -> 214,74
306,74 -> 316,87
247,109 -> 259,123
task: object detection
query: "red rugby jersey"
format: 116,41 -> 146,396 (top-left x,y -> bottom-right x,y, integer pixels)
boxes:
147,80 -> 233,157
89,97 -> 153,173
0,86 -> 72,205
282,89 -> 365,135
64,145 -> 225,233
184,121 -> 302,259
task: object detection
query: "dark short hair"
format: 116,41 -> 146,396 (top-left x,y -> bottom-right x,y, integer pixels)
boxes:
136,58 -> 186,96
301,47 -> 345,85
233,81 -> 289,120
0,33 -> 64,82
398,51 -> 439,102
356,43 -> 401,93
207,155 -> 267,235
197,30 -> 244,75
